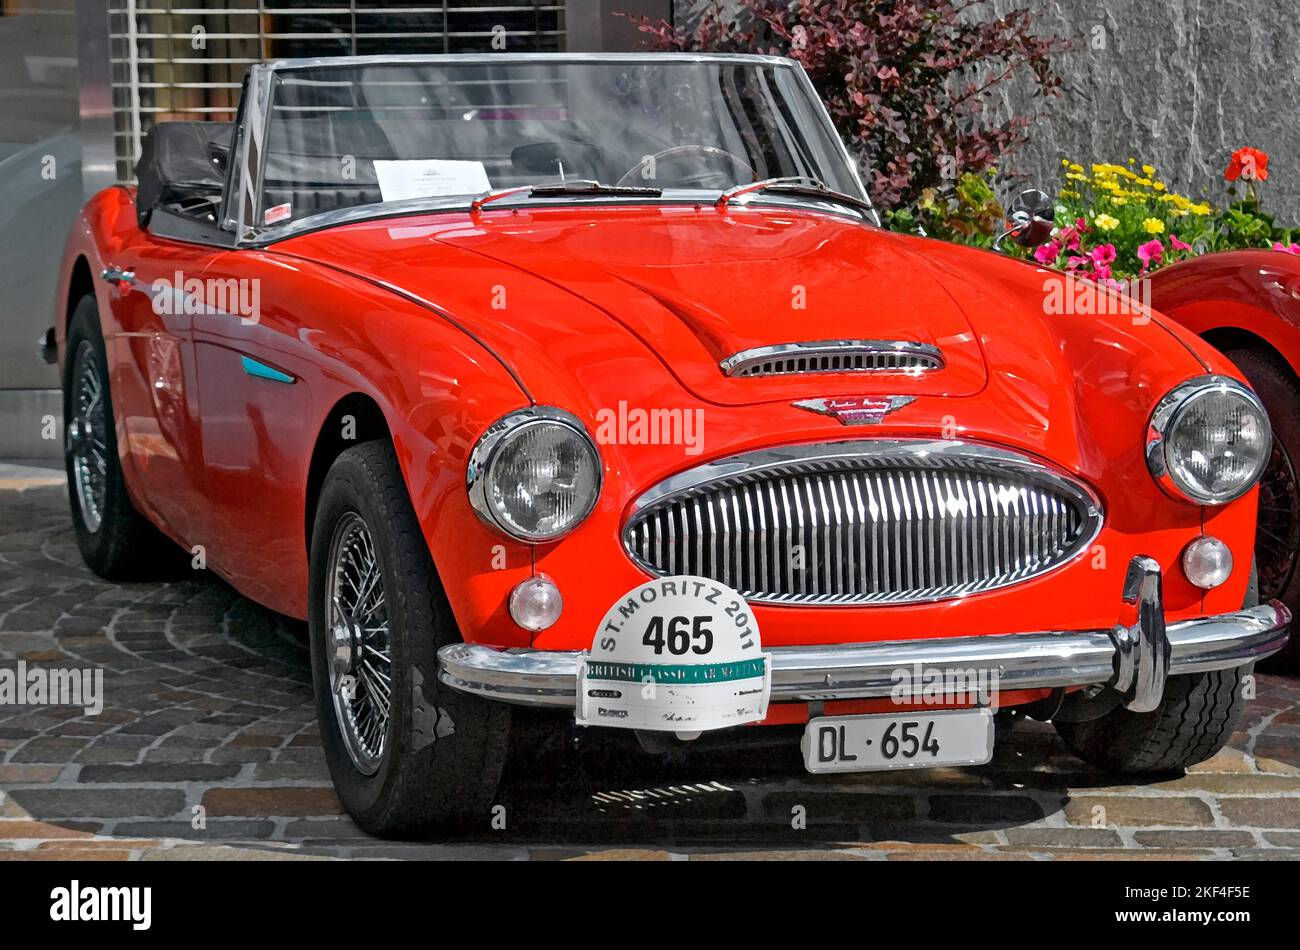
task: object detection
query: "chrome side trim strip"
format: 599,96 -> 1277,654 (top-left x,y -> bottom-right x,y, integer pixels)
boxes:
436,599 -> 1290,710
720,340 -> 944,377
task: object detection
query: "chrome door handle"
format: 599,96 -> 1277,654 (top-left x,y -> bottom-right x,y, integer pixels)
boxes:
100,266 -> 135,286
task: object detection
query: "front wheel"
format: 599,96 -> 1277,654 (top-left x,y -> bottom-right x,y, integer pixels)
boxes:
308,441 -> 510,836
1053,666 -> 1248,773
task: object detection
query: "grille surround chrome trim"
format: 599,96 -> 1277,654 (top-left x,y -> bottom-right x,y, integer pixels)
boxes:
720,340 -> 945,377
623,439 -> 1104,606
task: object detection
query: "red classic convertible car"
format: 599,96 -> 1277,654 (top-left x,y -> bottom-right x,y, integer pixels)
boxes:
46,53 -> 1288,835
1150,250 -> 1300,670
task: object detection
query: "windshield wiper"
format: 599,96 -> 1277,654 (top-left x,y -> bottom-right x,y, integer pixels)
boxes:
717,176 -> 876,216
471,179 -> 662,213
530,180 -> 662,198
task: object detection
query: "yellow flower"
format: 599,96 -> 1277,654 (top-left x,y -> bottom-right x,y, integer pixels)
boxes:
1113,197 -> 1128,206
1061,158 -> 1070,167
1190,202 -> 1212,216
1136,178 -> 1153,187
1066,172 -> 1087,182
1142,164 -> 1156,176
1095,213 -> 1120,231
1128,157 -> 1137,164
1068,163 -> 1085,174
1153,182 -> 1167,192
1142,217 -> 1165,234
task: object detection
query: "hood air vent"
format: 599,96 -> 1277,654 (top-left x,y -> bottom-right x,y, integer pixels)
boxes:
720,340 -> 944,378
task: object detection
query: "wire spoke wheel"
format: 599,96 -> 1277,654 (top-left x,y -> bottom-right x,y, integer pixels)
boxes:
1256,437 -> 1300,600
325,511 -> 393,775
69,341 -> 108,533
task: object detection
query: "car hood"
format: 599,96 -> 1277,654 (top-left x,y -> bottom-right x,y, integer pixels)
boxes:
275,204 -> 1210,470
277,204 -> 996,407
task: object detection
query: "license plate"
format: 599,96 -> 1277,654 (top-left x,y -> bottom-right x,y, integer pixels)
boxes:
802,708 -> 995,774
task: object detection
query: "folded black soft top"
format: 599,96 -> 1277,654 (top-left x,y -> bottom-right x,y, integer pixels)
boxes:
134,121 -> 232,227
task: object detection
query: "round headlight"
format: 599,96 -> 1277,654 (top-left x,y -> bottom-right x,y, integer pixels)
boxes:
467,407 -> 601,542
1147,375 -> 1271,504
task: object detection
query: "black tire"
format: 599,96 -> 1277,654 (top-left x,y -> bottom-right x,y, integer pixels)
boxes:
1053,573 -> 1257,773
1224,346 -> 1300,673
63,294 -> 184,580
1053,666 -> 1249,774
308,440 -> 510,837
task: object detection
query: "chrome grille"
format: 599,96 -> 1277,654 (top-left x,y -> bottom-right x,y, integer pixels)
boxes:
721,340 -> 944,377
624,441 -> 1102,605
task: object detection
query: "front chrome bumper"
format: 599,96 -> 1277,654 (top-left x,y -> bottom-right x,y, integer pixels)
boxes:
437,557 -> 1291,714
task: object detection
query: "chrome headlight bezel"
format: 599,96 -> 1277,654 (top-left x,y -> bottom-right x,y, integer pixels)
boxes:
467,406 -> 602,543
1146,375 -> 1271,505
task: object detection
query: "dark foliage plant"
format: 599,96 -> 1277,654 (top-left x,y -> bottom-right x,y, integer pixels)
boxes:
628,0 -> 1068,210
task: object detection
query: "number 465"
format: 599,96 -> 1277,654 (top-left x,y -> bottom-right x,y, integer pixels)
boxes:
642,615 -> 713,655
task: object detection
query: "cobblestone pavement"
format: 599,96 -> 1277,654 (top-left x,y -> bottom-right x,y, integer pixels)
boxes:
1,469 -> 1299,861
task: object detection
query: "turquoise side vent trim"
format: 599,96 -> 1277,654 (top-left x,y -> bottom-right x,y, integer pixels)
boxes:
240,355 -> 295,384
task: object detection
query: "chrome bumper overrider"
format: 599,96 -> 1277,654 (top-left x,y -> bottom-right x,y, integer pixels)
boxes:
436,558 -> 1291,714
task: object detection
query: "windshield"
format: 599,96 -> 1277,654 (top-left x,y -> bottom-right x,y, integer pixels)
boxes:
252,58 -> 863,228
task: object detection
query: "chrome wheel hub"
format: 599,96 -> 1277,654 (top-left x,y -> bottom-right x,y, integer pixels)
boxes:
324,511 -> 392,776
69,343 -> 108,534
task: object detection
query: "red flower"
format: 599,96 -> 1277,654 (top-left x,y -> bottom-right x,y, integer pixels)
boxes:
1225,147 -> 1269,182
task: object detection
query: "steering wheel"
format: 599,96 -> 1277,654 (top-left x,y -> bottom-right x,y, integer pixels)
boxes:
617,145 -> 757,189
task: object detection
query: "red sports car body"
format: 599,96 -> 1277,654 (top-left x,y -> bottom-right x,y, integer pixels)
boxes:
47,54 -> 1289,833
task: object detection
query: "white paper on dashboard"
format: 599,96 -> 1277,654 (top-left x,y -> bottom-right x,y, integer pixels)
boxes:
373,160 -> 491,202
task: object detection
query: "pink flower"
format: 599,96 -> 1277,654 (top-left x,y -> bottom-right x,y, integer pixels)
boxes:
1170,234 -> 1192,252
1075,217 -> 1089,231
1090,243 -> 1117,266
1273,242 -> 1300,255
1137,239 -> 1164,269
1034,241 -> 1061,265
1089,262 -> 1112,282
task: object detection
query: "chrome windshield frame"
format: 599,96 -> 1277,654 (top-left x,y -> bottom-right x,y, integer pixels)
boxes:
223,52 -> 876,246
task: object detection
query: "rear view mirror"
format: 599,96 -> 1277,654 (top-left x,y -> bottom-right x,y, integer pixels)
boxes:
209,139 -> 229,174
511,141 -> 603,180
995,188 -> 1056,251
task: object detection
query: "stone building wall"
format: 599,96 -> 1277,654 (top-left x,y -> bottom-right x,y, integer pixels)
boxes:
664,0 -> 1300,221
984,0 -> 1299,221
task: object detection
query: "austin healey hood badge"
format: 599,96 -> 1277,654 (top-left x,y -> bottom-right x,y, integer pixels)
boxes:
792,395 -> 916,426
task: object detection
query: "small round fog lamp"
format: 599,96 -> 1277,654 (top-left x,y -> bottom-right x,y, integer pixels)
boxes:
508,575 -> 563,631
1182,537 -> 1233,590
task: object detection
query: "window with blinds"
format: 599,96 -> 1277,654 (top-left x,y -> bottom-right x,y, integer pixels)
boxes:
107,0 -> 567,182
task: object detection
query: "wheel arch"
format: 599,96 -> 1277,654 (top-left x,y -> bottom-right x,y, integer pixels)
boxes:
62,256 -> 98,357
304,392 -> 393,553
1201,326 -> 1300,381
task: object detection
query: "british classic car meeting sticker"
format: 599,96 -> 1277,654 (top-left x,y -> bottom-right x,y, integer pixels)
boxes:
576,576 -> 772,735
